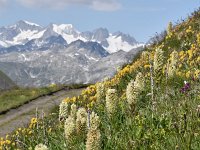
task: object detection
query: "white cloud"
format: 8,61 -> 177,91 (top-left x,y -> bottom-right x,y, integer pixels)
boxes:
91,0 -> 121,11
0,0 -> 7,8
16,0 -> 121,11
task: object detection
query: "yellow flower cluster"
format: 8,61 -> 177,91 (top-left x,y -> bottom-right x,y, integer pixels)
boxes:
197,32 -> 200,46
29,117 -> 37,129
0,135 -> 15,149
186,26 -> 194,34
166,32 -> 173,40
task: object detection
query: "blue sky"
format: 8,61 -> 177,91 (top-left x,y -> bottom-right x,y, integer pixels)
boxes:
0,0 -> 199,42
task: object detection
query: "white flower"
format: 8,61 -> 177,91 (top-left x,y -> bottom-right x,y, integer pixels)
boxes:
35,144 -> 48,150
106,89 -> 118,115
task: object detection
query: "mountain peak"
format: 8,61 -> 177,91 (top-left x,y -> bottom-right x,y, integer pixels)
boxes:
23,20 -> 41,27
0,20 -> 143,53
93,28 -> 109,42
16,20 -> 41,28
59,24 -> 74,30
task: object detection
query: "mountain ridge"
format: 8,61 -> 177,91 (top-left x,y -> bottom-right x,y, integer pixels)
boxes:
0,20 -> 144,53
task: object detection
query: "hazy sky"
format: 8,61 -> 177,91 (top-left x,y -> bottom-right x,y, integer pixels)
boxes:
0,0 -> 199,42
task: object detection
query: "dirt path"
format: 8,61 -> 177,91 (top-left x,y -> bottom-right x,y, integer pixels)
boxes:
0,88 -> 83,137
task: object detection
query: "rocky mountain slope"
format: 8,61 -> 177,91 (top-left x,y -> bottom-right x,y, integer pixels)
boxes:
0,21 -> 144,87
0,70 -> 16,90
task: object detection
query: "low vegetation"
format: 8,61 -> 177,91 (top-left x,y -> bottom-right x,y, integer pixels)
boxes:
0,8 -> 200,150
0,84 -> 87,114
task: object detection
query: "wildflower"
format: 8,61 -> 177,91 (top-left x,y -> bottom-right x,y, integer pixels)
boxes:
186,26 -> 194,34
186,71 -> 191,78
126,72 -> 145,111
168,50 -> 179,77
96,82 -> 106,104
76,108 -> 87,134
86,112 -> 101,150
59,101 -> 69,121
31,118 -> 37,124
89,112 -> 100,130
29,118 -> 37,128
187,49 -> 193,60
106,89 -> 118,115
197,33 -> 200,46
35,143 -> 48,150
5,140 -> 11,145
70,103 -> 77,119
154,48 -> 164,82
141,51 -> 150,62
47,128 -> 52,133
134,72 -> 145,91
180,81 -> 190,93
167,21 -> 173,34
86,129 -> 101,150
64,116 -> 76,141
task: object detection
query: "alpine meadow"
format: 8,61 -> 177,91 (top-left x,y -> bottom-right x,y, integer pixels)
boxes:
0,0 -> 200,150
0,3 -> 200,150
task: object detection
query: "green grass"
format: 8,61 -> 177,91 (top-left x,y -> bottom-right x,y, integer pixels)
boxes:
0,86 -> 60,114
0,84 -> 88,114
3,76 -> 199,150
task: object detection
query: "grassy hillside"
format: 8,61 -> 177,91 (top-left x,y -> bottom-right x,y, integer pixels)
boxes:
0,70 -> 16,90
0,9 -> 200,149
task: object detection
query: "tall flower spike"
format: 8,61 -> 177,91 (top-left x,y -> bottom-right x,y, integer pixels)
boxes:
106,89 -> 118,115
126,79 -> 135,105
168,50 -> 179,77
76,108 -> 87,135
59,101 -> 68,121
90,111 -> 100,130
96,82 -> 106,104
141,51 -> 150,63
86,112 -> 101,150
134,72 -> 145,91
35,143 -> 48,150
64,116 -> 76,141
154,48 -> 164,82
70,103 -> 77,119
126,72 -> 145,111
167,21 -> 173,34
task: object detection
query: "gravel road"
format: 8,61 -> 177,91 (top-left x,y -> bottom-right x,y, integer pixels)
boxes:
0,88 -> 83,137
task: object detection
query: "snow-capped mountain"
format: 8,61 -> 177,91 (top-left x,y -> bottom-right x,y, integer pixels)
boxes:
0,20 -> 144,53
0,20 -> 145,87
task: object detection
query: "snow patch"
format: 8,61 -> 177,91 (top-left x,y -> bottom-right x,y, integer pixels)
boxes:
24,20 -> 41,27
0,40 -> 9,47
84,54 -> 99,61
13,30 -> 39,45
105,35 -> 135,53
